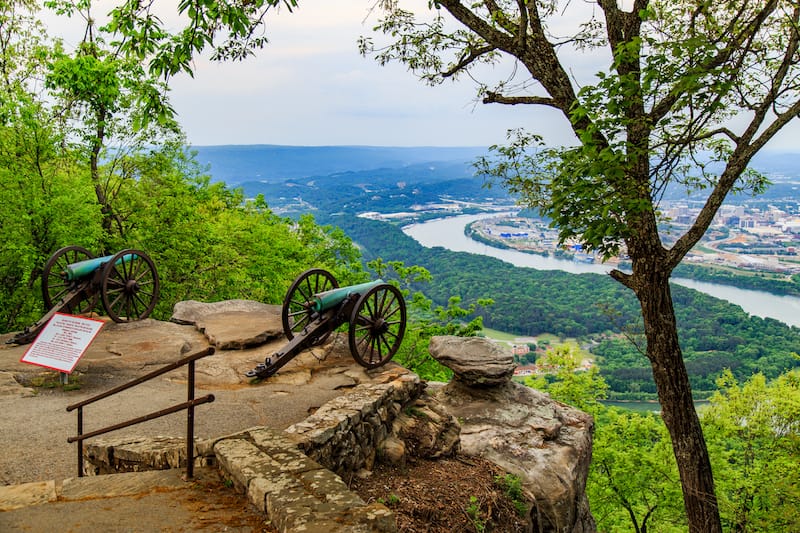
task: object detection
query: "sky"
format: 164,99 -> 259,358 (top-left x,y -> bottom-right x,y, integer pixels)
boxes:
46,1 -> 800,150
167,0 -> 580,148
42,0 -> 600,148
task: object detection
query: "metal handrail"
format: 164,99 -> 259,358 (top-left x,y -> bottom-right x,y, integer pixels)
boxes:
67,346 -> 216,478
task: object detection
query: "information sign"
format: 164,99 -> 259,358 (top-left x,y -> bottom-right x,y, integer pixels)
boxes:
20,313 -> 105,373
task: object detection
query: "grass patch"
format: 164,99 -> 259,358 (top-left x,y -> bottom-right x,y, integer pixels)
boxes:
494,473 -> 529,517
480,328 -> 520,342
26,371 -> 81,391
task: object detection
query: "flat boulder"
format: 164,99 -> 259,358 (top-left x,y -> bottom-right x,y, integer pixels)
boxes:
428,335 -> 515,387
171,300 -> 283,349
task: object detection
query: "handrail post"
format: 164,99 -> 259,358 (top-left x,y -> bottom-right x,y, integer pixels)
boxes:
187,359 -> 195,479
77,406 -> 84,477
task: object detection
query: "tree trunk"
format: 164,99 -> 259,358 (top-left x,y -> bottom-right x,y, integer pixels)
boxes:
636,270 -> 722,533
90,107 -> 113,237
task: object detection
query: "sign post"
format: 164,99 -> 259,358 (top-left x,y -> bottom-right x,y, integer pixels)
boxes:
20,313 -> 104,376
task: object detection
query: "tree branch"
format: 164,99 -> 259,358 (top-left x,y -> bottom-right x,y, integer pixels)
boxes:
666,6 -> 800,270
482,92 -> 559,108
609,269 -> 634,290
442,44 -> 496,78
667,96 -> 800,270
649,0 -> 779,125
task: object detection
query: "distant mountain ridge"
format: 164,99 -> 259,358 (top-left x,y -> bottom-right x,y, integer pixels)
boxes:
193,145 -> 800,188
192,144 -> 489,184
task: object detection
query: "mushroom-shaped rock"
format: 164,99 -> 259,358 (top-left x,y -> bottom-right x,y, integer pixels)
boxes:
428,335 -> 516,387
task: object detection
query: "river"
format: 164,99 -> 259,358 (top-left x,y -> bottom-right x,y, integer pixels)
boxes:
403,213 -> 800,328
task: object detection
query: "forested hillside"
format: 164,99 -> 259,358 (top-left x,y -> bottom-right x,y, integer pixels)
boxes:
332,215 -> 800,398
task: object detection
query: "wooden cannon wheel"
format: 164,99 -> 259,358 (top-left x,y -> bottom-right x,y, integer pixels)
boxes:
100,249 -> 160,322
348,283 -> 406,369
281,268 -> 339,343
42,245 -> 98,314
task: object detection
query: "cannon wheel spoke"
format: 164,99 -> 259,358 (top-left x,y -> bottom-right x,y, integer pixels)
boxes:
282,269 -> 338,342
42,245 -> 98,314
349,283 -> 406,369
101,249 -> 160,323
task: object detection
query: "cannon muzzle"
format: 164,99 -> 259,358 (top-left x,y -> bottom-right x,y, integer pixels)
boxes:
63,253 -> 137,281
311,279 -> 384,312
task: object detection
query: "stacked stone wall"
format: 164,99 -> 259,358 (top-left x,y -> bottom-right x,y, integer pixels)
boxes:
284,371 -> 424,477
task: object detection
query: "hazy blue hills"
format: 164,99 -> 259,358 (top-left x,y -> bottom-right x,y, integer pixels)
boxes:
236,159 -> 511,215
192,145 -> 800,215
751,150 -> 800,179
192,144 -> 489,184
194,144 -> 800,186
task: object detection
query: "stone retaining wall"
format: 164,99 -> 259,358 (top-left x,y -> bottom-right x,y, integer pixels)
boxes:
284,371 -> 424,477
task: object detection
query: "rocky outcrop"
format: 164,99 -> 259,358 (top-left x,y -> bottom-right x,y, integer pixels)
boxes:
428,335 -> 516,386
430,335 -> 596,533
389,395 -> 460,460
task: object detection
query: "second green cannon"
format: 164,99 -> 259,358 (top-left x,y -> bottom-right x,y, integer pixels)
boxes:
246,269 -> 407,379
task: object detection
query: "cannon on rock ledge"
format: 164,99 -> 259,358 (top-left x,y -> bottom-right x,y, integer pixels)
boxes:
246,268 -> 407,379
10,246 -> 160,344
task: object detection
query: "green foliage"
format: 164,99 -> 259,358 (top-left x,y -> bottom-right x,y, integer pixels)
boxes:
494,473 -> 528,517
534,354 -> 800,533
589,407 -> 686,532
703,369 -> 800,532
0,3 -> 104,330
101,0 -> 297,79
465,495 -> 486,532
377,493 -> 400,507
477,130 -> 634,260
523,345 -> 608,413
365,258 -> 493,382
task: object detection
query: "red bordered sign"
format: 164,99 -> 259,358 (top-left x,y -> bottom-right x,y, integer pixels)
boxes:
20,313 -> 105,374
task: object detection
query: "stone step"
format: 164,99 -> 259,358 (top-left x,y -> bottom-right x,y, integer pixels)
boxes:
208,426 -> 395,532
0,469 -> 188,512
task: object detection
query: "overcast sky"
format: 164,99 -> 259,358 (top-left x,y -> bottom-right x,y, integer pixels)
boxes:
166,0 -> 581,148
48,1 -> 799,150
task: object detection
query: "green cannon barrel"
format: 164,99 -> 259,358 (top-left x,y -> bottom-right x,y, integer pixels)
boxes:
63,253 -> 137,281
312,279 -> 385,313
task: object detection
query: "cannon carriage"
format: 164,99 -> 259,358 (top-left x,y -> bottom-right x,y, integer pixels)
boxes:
10,246 -> 159,344
246,268 -> 407,379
